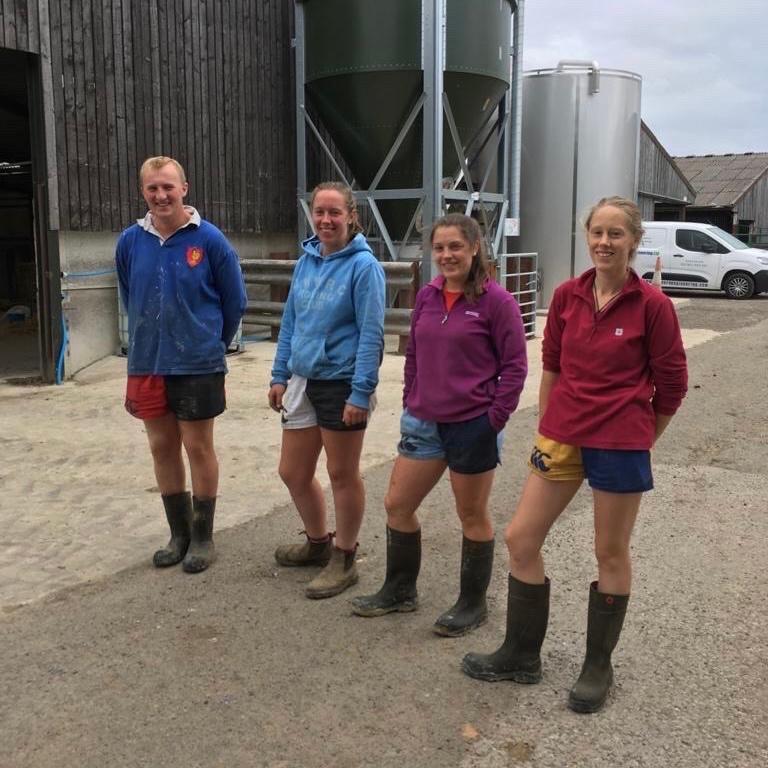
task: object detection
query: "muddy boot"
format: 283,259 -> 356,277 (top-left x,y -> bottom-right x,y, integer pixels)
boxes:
305,545 -> 358,599
433,537 -> 494,637
182,496 -> 216,574
461,573 -> 550,683
351,527 -> 421,617
153,491 -> 192,567
568,582 -> 629,714
274,532 -> 332,567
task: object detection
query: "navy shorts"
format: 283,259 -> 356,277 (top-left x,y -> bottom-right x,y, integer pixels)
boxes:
529,434 -> 653,493
397,409 -> 502,475
305,378 -> 367,432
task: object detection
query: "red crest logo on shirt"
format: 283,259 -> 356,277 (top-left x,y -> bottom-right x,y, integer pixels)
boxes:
186,246 -> 204,267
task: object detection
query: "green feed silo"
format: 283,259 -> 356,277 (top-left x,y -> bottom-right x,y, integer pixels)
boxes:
301,0 -> 514,239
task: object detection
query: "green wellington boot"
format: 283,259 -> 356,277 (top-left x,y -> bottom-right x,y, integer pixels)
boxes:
568,581 -> 630,714
462,573 -> 550,683
351,527 -> 421,616
153,491 -> 192,567
305,546 -> 358,599
182,496 -> 216,574
433,537 -> 494,637
274,532 -> 332,567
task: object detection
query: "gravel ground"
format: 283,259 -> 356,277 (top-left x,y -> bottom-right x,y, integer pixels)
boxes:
2,294 -> 767,768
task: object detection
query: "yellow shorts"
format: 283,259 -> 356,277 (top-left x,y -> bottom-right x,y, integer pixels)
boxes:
528,434 -> 654,493
528,434 -> 585,481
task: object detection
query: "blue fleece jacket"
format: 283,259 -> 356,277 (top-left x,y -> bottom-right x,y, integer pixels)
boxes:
271,233 -> 386,409
116,214 -> 247,375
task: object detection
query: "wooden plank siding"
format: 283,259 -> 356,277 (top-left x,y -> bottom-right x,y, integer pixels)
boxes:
3,0 -> 295,234
736,173 -> 768,230
638,121 -> 697,206
1,2 -> 44,78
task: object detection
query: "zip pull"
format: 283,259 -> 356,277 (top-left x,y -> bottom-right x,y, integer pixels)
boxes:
441,313 -> 449,325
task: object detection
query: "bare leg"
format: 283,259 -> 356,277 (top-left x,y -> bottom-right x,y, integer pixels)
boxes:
321,427 -> 366,550
385,455 -> 447,532
178,418 -> 218,498
449,468 -> 495,541
144,414 -> 185,494
592,489 -> 642,595
505,472 -> 582,584
278,427 -> 326,538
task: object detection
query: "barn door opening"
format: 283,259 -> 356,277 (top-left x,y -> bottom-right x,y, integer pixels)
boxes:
0,48 -> 57,384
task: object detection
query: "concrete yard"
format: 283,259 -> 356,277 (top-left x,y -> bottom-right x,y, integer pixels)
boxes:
1,293 -> 766,768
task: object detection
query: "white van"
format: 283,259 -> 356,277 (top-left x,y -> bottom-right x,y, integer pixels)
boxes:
635,222 -> 768,299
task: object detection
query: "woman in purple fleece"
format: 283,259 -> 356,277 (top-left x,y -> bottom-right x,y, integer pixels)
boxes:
352,213 -> 528,636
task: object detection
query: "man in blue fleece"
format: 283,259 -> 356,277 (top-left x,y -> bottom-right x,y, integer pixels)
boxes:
116,156 -> 246,574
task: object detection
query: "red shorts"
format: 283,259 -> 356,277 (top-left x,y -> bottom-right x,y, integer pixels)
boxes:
125,375 -> 169,419
124,373 -> 226,421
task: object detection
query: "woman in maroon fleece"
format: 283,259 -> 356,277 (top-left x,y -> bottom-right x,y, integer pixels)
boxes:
462,197 -> 687,713
352,213 -> 527,637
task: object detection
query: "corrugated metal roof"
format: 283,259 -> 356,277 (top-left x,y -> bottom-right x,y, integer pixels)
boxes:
673,152 -> 768,207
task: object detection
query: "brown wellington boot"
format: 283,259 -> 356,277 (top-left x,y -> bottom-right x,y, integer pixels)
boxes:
274,532 -> 332,567
305,545 -> 358,599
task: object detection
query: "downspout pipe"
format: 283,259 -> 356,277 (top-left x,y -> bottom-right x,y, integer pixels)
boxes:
509,0 -> 525,223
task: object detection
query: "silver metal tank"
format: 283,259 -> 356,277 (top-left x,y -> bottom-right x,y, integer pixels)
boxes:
517,61 -> 642,305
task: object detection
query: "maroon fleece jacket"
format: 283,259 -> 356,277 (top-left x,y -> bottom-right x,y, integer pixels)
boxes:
540,268 -> 688,450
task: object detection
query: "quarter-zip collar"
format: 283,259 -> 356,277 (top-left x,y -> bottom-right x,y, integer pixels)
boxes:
573,267 -> 643,318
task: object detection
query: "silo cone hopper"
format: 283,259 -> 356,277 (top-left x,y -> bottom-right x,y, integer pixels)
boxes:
300,0 -> 514,245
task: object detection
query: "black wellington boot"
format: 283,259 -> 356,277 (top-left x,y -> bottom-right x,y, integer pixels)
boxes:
182,496 -> 216,574
433,536 -> 494,637
351,527 -> 421,616
153,491 -> 191,567
462,573 -> 550,683
568,581 -> 629,714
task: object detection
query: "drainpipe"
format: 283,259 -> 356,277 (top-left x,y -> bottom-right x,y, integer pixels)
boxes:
508,0 -> 525,225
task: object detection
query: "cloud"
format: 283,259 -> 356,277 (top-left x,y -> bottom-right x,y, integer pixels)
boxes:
521,0 -> 768,154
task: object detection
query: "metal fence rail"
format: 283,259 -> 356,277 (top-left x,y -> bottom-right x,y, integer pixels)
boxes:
240,259 -> 419,339
498,252 -> 538,338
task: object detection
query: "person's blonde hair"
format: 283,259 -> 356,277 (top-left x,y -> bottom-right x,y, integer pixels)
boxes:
584,196 -> 644,257
430,213 -> 490,303
139,156 -> 187,186
310,181 -> 363,240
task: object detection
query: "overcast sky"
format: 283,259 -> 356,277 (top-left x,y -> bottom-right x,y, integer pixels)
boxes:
522,0 -> 767,157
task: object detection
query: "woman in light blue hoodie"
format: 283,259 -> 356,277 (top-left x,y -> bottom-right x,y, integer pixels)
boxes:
268,182 -> 386,599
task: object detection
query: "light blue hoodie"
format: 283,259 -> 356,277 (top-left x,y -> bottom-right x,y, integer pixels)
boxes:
271,233 -> 386,409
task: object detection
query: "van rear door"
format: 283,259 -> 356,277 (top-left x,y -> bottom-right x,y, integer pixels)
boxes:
668,228 -> 725,289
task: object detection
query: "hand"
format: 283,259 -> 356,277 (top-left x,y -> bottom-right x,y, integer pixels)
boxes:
268,384 -> 286,412
342,403 -> 368,426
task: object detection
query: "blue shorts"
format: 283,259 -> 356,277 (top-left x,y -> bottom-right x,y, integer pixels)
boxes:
529,434 -> 653,493
397,409 -> 503,475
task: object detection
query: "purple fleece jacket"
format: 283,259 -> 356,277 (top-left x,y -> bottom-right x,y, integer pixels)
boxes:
403,276 -> 528,431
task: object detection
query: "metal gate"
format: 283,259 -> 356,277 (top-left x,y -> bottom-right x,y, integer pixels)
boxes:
498,252 -> 538,338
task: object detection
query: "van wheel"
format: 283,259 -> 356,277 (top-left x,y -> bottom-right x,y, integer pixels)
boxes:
723,272 -> 755,299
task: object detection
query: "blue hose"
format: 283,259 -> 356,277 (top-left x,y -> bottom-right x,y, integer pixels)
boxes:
64,268 -> 117,278
55,311 -> 68,384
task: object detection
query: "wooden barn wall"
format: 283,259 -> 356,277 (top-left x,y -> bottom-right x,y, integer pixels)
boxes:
637,195 -> 655,221
45,0 -> 295,233
638,127 -> 694,204
0,0 -> 43,53
737,173 -> 768,229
